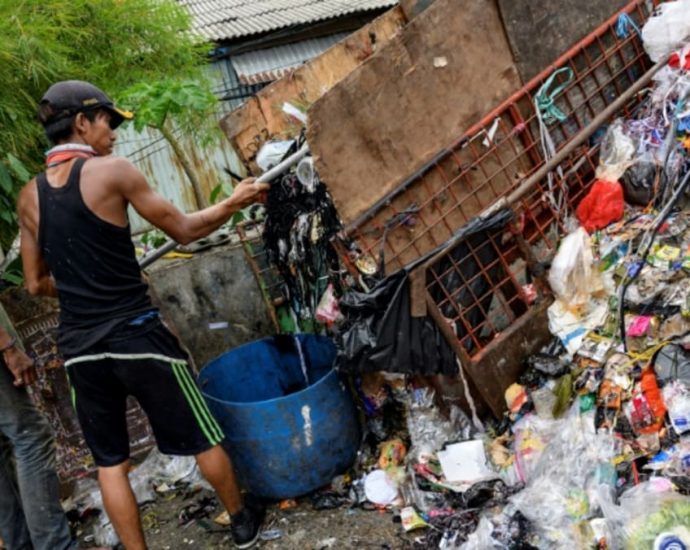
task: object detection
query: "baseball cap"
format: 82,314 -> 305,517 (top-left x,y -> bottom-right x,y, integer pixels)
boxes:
39,80 -> 133,130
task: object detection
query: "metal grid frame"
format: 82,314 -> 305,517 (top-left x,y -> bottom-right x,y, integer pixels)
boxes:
347,0 -> 653,273
345,0 -> 655,364
236,221 -> 284,332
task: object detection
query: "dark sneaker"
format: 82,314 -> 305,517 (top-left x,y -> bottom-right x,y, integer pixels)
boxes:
230,498 -> 266,549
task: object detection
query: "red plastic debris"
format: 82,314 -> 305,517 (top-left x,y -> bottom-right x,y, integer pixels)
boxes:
576,179 -> 625,233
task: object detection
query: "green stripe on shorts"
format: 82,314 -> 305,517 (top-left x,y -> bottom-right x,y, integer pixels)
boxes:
171,361 -> 223,445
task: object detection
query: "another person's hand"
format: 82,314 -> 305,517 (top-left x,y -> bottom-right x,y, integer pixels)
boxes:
227,178 -> 270,209
3,346 -> 37,387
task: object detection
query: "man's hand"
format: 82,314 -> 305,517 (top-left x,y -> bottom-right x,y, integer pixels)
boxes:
226,178 -> 270,210
3,347 -> 37,387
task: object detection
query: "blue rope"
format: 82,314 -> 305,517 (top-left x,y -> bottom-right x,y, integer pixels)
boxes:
616,13 -> 641,38
535,67 -> 574,125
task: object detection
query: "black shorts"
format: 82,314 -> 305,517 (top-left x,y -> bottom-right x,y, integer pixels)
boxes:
64,317 -> 224,467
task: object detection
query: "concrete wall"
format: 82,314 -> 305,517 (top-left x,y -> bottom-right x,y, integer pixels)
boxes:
497,0 -> 630,81
147,240 -> 275,368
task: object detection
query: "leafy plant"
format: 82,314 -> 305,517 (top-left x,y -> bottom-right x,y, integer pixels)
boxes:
0,0 -> 207,251
119,79 -> 221,209
139,229 -> 168,250
209,181 -> 235,205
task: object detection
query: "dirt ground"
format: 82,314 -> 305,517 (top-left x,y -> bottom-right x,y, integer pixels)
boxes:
78,489 -> 416,550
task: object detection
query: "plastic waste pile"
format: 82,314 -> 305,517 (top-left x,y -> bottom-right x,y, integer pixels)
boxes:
335,10 -> 690,550
62,449 -> 210,547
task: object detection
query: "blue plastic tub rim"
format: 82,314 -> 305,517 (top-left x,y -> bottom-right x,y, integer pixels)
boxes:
201,365 -> 341,407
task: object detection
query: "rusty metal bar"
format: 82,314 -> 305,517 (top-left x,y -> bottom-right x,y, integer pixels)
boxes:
344,0 -> 651,235
236,224 -> 281,333
505,54 -> 670,208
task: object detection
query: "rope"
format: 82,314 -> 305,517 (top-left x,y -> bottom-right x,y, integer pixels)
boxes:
533,67 -> 574,214
534,67 -> 574,125
616,13 -> 641,39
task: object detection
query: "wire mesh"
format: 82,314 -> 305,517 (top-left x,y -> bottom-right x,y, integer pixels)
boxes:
345,0 -> 655,358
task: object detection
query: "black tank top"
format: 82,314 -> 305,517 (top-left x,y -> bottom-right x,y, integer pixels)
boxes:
37,158 -> 153,356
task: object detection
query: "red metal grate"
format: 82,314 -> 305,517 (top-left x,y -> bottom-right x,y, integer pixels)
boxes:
343,0 -> 656,361
347,0 -> 654,274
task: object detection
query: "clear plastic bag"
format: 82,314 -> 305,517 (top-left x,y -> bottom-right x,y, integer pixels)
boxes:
596,120 -> 636,182
93,516 -> 120,547
511,413 -> 562,484
255,139 -> 295,171
548,227 -> 603,311
510,406 -> 618,549
404,387 -> 473,462
458,517 -> 495,550
642,1 -> 690,62
599,478 -> 689,549
132,448 -> 210,493
663,381 -> 690,435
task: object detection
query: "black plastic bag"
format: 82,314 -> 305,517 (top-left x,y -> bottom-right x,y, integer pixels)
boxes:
336,208 -> 515,375
337,269 -> 457,374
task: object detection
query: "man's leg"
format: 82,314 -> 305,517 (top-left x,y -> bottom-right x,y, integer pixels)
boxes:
0,433 -> 31,550
65,359 -> 137,549
97,461 -> 146,550
195,444 -> 242,514
0,365 -> 75,550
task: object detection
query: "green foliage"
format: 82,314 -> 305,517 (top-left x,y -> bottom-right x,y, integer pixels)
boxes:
119,79 -> 221,148
0,156 -> 29,247
139,229 -> 168,249
0,256 -> 24,286
0,0 -> 206,250
626,499 -> 690,549
209,181 -> 235,204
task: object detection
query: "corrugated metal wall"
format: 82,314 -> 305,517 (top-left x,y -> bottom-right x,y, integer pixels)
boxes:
116,61 -> 260,234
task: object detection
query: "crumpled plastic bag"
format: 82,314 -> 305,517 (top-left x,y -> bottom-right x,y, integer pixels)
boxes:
315,283 -> 343,325
133,447 -> 210,492
405,387 -> 473,461
458,517 -> 495,550
510,406 -> 618,549
663,381 -> 690,435
653,344 -> 690,387
621,153 -> 656,206
576,180 -> 625,233
256,139 -> 294,171
598,478 -> 690,549
642,0 -> 690,62
93,516 -> 120,548
548,227 -> 603,310
596,120 -> 636,182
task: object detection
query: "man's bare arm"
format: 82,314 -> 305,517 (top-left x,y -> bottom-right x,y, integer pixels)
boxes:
0,325 -> 36,387
17,182 -> 57,297
113,158 -> 268,245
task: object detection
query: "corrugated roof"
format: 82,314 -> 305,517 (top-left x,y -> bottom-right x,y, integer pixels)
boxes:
177,0 -> 398,42
230,32 -> 348,84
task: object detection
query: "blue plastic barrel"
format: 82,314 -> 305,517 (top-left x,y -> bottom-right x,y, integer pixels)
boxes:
198,334 -> 360,499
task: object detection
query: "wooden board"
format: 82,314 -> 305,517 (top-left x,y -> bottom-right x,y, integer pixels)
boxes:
307,0 -> 522,225
219,7 -> 407,170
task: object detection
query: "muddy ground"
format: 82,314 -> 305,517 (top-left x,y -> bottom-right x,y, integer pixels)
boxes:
77,489 -> 417,550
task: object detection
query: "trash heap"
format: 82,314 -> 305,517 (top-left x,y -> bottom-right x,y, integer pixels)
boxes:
328,23 -> 690,550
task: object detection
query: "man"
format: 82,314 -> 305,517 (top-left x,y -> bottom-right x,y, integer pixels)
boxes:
0,322 -> 82,550
18,80 -> 270,550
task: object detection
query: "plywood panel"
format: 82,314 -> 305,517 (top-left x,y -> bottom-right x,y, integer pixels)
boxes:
307,0 -> 521,225
219,7 -> 407,169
